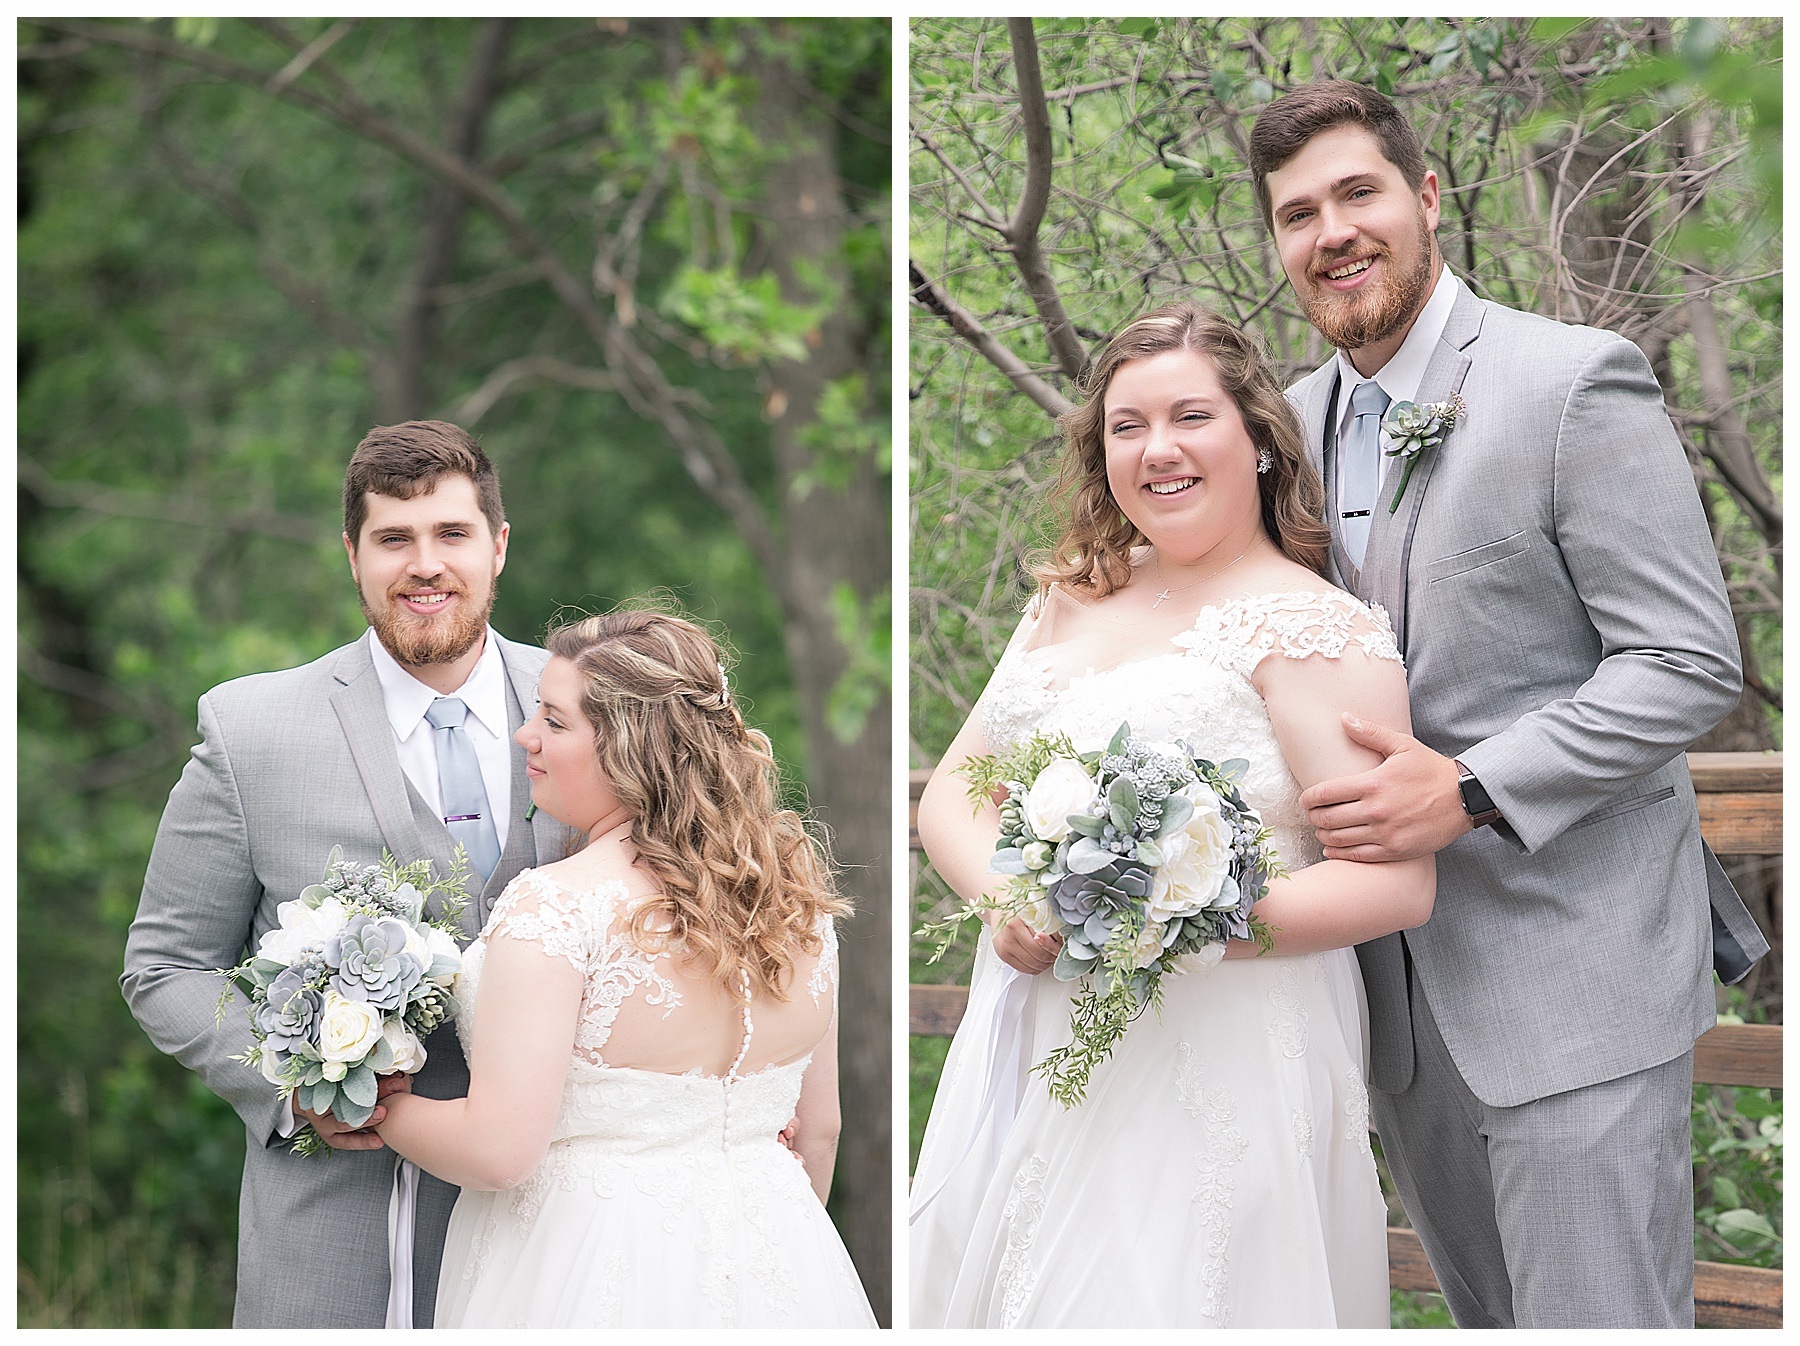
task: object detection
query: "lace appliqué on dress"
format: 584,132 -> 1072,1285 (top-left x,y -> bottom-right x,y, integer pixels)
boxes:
997,1155 -> 1050,1329
977,591 -> 1061,752
805,914 -> 839,1009
1267,962 -> 1308,1060
1173,590 -> 1401,681
481,869 -> 683,1066
1180,1047 -> 1246,1327
1291,1108 -> 1315,1158
1344,1067 -> 1373,1158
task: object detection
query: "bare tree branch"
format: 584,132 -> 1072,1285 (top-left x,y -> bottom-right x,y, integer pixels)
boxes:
909,260 -> 1073,418
19,455 -> 321,542
1004,19 -> 1088,381
912,127 -> 1005,227
41,17 -> 786,588
265,18 -> 358,94
449,355 -> 615,426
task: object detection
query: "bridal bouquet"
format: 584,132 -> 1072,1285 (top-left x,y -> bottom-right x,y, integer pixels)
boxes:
930,723 -> 1280,1106
218,847 -> 470,1156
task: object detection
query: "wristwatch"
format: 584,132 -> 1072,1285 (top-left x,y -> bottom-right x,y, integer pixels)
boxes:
1454,760 -> 1503,828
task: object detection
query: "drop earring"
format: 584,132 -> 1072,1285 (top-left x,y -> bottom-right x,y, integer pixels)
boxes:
1256,447 -> 1274,474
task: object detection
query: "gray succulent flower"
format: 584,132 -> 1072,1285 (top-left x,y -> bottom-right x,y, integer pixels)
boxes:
1046,859 -> 1153,943
324,914 -> 424,1011
255,966 -> 323,1056
404,982 -> 457,1036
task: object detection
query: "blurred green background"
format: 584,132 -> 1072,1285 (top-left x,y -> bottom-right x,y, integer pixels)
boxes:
19,17 -> 892,1326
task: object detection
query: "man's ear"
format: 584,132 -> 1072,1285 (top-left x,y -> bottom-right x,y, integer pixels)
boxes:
343,531 -> 359,582
491,519 -> 510,579
1419,168 -> 1441,232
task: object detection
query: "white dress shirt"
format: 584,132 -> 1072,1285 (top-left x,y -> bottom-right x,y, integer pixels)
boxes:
367,626 -> 512,854
1333,265 -> 1464,499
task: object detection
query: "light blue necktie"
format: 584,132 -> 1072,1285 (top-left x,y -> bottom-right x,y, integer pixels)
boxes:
1341,379 -> 1391,570
423,697 -> 501,883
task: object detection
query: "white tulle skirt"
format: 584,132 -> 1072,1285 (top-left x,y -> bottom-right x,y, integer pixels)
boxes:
435,1064 -> 876,1329
910,933 -> 1389,1328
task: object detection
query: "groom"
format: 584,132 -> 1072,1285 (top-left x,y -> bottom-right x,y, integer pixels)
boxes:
1248,83 -> 1768,1327
122,421 -> 577,1327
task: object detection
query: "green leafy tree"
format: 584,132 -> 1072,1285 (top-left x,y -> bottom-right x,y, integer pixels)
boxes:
20,16 -> 890,1324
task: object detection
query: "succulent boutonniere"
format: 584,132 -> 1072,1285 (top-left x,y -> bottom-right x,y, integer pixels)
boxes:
1382,393 -> 1466,513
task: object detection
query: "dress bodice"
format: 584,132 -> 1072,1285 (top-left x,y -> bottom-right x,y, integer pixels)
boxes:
980,589 -> 1401,874
437,873 -> 873,1330
453,870 -> 838,1149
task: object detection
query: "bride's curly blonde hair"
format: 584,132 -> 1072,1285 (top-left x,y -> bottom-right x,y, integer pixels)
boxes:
545,606 -> 847,1000
1036,303 -> 1330,597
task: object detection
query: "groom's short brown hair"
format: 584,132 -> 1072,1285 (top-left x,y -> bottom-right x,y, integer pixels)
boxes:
342,420 -> 504,543
1248,80 -> 1429,230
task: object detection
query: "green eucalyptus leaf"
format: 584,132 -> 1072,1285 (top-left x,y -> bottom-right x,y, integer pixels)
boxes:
1067,837 -> 1114,874
1156,794 -> 1195,837
340,1063 -> 378,1108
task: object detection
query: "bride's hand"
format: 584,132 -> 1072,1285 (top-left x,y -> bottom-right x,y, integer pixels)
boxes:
992,917 -> 1061,976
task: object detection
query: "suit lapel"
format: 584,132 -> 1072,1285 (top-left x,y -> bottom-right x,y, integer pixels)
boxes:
328,637 -> 429,866
1361,288 -> 1485,651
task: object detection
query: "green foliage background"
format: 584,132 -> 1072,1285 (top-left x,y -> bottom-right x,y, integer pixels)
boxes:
20,16 -> 890,1326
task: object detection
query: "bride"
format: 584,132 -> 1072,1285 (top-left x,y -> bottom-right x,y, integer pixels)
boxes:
910,304 -> 1435,1328
374,607 -> 876,1328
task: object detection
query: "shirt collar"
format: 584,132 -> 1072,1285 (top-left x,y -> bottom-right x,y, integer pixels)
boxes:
1334,266 -> 1463,437
366,626 -> 508,742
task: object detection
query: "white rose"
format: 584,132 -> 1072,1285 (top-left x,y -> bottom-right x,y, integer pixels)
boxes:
260,1049 -> 290,1087
1016,895 -> 1057,936
1146,786 -> 1234,922
257,894 -> 350,965
1131,918 -> 1170,969
381,1021 -> 429,1074
423,925 -> 463,980
1167,941 -> 1228,976
317,990 -> 384,1065
1023,757 -> 1096,843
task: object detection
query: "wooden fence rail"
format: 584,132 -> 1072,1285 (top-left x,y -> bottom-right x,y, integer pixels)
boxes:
909,752 -> 1782,1328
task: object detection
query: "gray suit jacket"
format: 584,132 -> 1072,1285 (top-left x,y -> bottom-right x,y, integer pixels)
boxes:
121,631 -> 579,1327
1287,283 -> 1766,1107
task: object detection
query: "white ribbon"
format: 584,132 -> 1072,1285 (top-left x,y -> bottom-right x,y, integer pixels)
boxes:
908,962 -> 1032,1224
385,1157 -> 419,1329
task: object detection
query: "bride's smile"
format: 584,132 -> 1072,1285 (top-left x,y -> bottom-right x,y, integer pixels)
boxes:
1102,347 -> 1268,572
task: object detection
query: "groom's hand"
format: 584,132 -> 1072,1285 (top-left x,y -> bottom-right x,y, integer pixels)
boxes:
1300,714 -> 1470,862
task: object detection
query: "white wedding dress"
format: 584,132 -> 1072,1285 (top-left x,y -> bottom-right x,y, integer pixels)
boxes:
434,870 -> 875,1328
910,589 -> 1398,1329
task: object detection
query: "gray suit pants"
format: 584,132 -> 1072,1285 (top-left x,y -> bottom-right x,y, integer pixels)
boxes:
1371,953 -> 1694,1329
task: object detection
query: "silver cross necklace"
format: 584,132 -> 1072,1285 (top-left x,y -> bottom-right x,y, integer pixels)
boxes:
1152,538 -> 1261,609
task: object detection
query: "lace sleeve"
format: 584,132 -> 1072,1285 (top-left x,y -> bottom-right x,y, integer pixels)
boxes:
804,914 -> 840,1009
482,869 -> 604,974
1174,590 -> 1402,680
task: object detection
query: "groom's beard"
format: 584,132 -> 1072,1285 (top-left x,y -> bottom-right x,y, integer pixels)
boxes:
363,577 -> 496,667
1303,212 -> 1436,352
